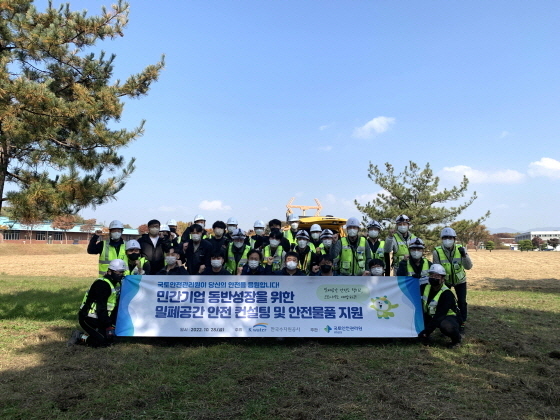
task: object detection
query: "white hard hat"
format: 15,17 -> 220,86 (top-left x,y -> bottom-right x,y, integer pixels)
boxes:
254,220 -> 265,228
166,219 -> 177,226
408,238 -> 425,249
441,227 -> 457,238
125,239 -> 141,251
287,214 -> 300,222
320,229 -> 334,239
310,224 -> 322,232
108,259 -> 127,272
227,217 -> 238,225
231,228 -> 246,238
428,264 -> 447,276
160,224 -> 170,232
396,214 -> 411,223
296,230 -> 310,239
367,220 -> 382,230
109,220 -> 124,230
346,217 -> 361,228
194,214 -> 206,222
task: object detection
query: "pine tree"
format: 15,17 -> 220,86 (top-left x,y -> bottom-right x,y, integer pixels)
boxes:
355,161 -> 489,249
0,1 -> 164,221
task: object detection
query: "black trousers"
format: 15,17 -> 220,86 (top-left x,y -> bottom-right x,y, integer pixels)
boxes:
449,282 -> 467,322
438,315 -> 462,344
79,316 -> 112,348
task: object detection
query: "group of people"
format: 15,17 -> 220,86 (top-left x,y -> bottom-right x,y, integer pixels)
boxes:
68,214 -> 472,349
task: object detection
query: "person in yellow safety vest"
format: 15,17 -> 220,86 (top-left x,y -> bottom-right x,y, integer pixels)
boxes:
250,219 -> 268,250
362,258 -> 386,276
332,217 -> 372,276
166,219 -> 181,246
432,227 -> 473,334
87,219 -> 127,276
418,264 -> 463,349
67,259 -> 126,348
366,219 -> 385,264
384,214 -> 417,275
284,214 -> 300,246
262,230 -> 285,271
309,224 -> 322,248
293,230 -> 318,274
223,216 -> 239,242
225,228 -> 251,274
396,238 -> 432,285
123,239 -> 151,275
313,229 -> 337,269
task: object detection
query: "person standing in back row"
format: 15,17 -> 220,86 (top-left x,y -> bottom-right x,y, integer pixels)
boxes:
87,220 -> 126,276
432,227 -> 472,334
384,214 -> 416,275
137,219 -> 171,274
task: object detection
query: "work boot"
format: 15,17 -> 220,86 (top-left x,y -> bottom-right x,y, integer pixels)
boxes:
67,330 -> 82,347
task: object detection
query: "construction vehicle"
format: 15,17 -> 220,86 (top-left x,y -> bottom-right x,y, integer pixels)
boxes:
285,198 -> 347,237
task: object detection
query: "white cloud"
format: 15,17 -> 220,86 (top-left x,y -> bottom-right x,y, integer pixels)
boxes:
319,123 -> 333,131
199,200 -> 232,211
500,131 -> 510,139
441,165 -> 525,184
528,157 -> 560,179
352,116 -> 395,139
318,145 -> 333,152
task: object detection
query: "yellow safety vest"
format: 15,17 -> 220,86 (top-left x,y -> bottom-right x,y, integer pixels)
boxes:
283,230 -> 297,245
295,246 -> 315,274
339,237 -> 367,276
80,277 -> 119,319
368,239 -> 385,259
422,284 -> 457,317
98,241 -> 126,276
262,245 -> 284,271
435,245 -> 467,286
123,256 -> 148,275
226,243 -> 250,274
392,232 -> 416,267
405,258 -> 430,279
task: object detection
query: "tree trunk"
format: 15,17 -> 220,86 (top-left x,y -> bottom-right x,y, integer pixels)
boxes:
0,133 -> 8,216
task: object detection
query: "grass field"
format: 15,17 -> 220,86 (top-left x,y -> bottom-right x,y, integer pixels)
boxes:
1,246 -> 559,419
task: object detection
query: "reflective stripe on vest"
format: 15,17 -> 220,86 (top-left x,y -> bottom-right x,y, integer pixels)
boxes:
392,233 -> 416,266
284,230 -> 297,245
226,243 -> 250,274
406,258 -> 430,279
124,256 -> 148,276
98,240 -> 126,275
263,245 -> 284,271
422,284 -> 457,317
316,244 -> 339,270
435,245 -> 466,285
339,236 -> 367,276
297,248 -> 315,274
368,239 -> 385,259
80,277 -> 119,319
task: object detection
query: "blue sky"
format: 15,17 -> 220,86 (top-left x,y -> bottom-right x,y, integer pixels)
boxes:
30,1 -> 560,230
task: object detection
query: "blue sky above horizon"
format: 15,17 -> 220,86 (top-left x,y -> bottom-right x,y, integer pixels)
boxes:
23,1 -> 560,231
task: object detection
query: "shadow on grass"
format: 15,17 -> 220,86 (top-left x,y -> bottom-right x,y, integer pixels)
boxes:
471,277 -> 560,293
0,287 -> 85,321
1,303 -> 559,420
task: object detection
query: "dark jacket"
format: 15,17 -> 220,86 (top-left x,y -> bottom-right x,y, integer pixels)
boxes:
273,268 -> 306,276
201,266 -> 231,275
396,258 -> 432,277
240,264 -> 273,275
137,234 -> 171,274
87,234 -> 124,256
181,239 -> 213,274
156,265 -> 189,276
78,276 -> 119,328
207,235 -> 230,255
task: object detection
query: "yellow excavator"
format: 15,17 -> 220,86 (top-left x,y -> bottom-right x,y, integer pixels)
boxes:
285,197 -> 347,237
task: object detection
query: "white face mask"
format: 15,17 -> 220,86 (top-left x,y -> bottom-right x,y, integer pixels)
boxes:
196,222 -> 205,228
397,225 -> 409,234
322,239 -> 332,248
286,261 -> 297,270
298,240 -> 308,249
149,227 -> 159,236
234,241 -> 244,248
269,239 -> 280,247
255,229 -> 264,236
213,228 -> 224,237
368,230 -> 379,239
248,260 -> 259,269
110,232 -> 122,241
191,234 -> 201,242
410,250 -> 423,260
211,259 -> 222,268
227,226 -> 236,233
290,222 -> 299,230
165,256 -> 176,266
311,232 -> 320,240
442,239 -> 455,249
371,267 -> 384,276
347,228 -> 358,237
